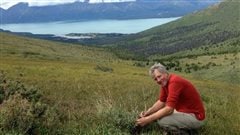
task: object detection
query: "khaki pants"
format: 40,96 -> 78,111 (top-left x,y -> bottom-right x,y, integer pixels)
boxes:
157,110 -> 204,130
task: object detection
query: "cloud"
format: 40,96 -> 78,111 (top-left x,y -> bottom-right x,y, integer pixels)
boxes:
28,0 -> 83,6
0,1 -> 19,9
0,0 -> 83,9
0,0 -> 136,9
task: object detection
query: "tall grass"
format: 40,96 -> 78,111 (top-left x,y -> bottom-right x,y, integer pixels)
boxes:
1,54 -> 239,134
0,32 -> 239,134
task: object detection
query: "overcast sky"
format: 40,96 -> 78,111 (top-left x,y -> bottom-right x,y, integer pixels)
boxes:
0,0 -> 136,9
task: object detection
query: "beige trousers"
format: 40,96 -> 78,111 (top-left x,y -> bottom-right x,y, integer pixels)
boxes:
157,110 -> 204,130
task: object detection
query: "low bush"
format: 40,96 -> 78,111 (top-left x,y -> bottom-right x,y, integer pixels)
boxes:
0,72 -> 63,135
94,65 -> 113,72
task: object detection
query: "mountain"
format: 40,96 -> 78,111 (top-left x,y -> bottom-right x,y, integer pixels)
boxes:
109,0 -> 240,60
0,1 -> 219,24
0,7 -> 6,14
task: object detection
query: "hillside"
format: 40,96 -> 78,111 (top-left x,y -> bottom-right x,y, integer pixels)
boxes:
110,0 -> 240,60
0,30 -> 240,134
0,32 -> 117,62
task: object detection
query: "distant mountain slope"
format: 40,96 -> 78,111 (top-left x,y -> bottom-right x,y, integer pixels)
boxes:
0,1 -> 218,24
111,0 -> 240,60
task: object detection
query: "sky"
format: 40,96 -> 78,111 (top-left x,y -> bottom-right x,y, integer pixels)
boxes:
0,0 -> 136,9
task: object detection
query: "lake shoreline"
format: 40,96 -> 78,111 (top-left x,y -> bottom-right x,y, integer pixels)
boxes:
0,28 -> 129,46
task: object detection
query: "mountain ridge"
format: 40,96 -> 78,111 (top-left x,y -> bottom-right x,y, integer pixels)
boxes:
0,0 -> 218,24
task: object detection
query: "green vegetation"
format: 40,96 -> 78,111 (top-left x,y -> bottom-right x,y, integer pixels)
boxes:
0,0 -> 239,134
0,31 -> 239,134
0,72 -> 63,135
108,0 -> 240,60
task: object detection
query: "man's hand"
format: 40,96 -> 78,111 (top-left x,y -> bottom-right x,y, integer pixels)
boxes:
137,106 -> 174,127
138,111 -> 146,118
136,116 -> 151,127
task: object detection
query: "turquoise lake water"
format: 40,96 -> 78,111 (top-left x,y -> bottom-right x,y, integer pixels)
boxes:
0,17 -> 180,35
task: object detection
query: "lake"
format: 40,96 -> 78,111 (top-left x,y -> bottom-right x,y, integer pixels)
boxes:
0,17 -> 180,35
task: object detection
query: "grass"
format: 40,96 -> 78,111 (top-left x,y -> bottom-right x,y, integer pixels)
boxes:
192,79 -> 240,135
0,32 -> 240,134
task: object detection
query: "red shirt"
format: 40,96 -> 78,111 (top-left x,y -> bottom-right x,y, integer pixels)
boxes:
159,74 -> 205,120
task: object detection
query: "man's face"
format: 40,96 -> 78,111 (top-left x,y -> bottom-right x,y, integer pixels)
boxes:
153,69 -> 168,86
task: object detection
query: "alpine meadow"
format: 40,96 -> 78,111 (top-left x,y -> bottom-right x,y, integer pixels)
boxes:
0,0 -> 240,135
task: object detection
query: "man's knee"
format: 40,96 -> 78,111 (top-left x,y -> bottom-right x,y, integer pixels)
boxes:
157,115 -> 180,130
157,113 -> 204,130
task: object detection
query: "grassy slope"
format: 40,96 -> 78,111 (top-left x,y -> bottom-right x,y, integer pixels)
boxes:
0,32 -> 117,62
110,0 -> 240,59
0,29 -> 240,135
185,51 -> 240,134
149,36 -> 240,62
141,0 -> 239,34
0,32 -> 156,133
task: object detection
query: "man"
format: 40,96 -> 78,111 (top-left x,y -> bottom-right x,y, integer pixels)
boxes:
135,63 -> 205,134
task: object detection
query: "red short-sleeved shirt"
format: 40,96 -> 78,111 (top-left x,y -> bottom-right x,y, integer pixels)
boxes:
159,74 -> 205,120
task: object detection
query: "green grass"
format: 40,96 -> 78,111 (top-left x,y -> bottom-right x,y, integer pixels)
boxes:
0,32 -> 240,134
0,32 -> 117,62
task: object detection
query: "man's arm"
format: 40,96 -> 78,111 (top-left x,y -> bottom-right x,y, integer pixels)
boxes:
148,105 -> 174,121
140,100 -> 165,117
136,105 -> 174,126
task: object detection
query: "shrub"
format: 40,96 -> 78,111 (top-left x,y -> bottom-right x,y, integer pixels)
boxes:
133,62 -> 142,67
0,94 -> 34,134
0,72 -> 63,135
94,65 -> 113,72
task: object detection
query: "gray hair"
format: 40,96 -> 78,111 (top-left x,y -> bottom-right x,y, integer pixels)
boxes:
149,63 -> 168,77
